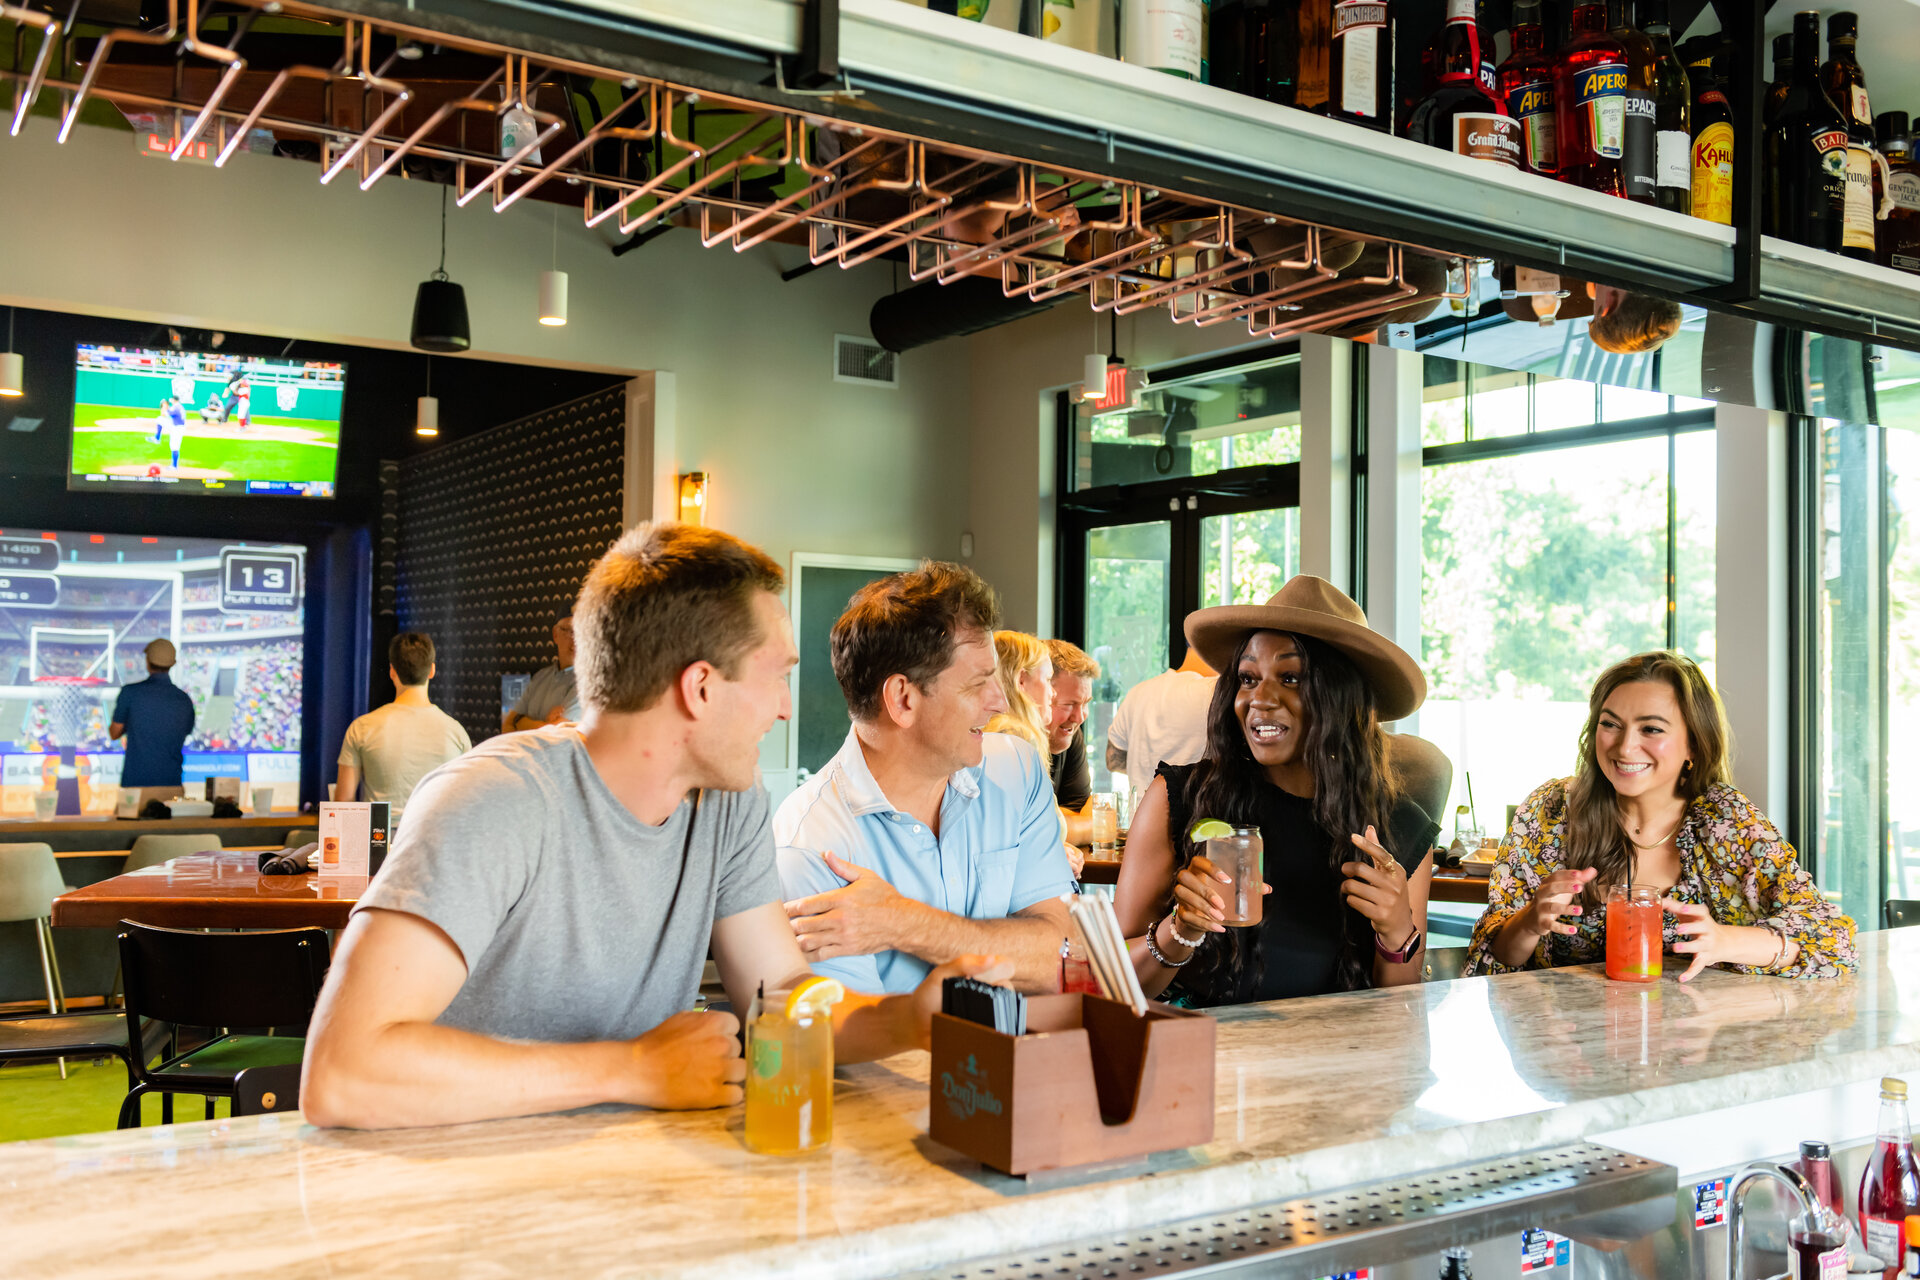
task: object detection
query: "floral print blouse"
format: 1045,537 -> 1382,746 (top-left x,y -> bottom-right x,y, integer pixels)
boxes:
1463,778 -> 1857,980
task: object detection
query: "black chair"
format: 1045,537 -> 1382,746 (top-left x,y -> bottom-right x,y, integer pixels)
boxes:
0,1012 -> 173,1091
115,921 -> 329,1129
233,1063 -> 303,1117
1887,900 -> 1920,930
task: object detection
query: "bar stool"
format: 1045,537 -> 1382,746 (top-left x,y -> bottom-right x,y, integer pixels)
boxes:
0,842 -> 70,1074
122,833 -> 221,874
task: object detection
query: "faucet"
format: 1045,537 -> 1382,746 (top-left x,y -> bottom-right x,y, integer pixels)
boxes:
1725,1160 -> 1822,1280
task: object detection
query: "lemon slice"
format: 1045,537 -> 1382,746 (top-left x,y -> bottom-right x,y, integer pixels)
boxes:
785,975 -> 847,1019
1188,819 -> 1235,842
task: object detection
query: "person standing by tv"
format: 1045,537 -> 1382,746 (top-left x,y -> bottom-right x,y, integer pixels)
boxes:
502,615 -> 581,732
109,638 -> 196,788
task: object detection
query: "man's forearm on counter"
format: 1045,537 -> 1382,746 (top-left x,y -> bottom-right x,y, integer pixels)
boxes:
892,904 -> 1067,993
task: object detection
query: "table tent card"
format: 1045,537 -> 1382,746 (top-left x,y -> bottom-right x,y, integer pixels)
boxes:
318,801 -> 389,877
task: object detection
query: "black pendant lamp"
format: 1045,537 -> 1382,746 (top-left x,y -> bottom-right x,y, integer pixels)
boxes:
411,184 -> 470,353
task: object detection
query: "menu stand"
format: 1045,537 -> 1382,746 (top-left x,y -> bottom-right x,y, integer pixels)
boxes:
928,993 -> 1215,1177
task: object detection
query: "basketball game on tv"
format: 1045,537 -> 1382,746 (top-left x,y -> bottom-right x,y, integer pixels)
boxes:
67,343 -> 344,497
0,529 -> 305,817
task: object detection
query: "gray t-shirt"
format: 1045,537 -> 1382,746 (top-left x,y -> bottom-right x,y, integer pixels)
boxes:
337,701 -> 472,818
353,726 -> 780,1043
510,664 -> 581,724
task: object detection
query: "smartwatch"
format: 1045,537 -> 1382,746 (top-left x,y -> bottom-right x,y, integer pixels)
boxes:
1375,927 -> 1422,965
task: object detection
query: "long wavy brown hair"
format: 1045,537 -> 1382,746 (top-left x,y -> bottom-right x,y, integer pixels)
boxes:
1171,630 -> 1401,998
1562,651 -> 1732,908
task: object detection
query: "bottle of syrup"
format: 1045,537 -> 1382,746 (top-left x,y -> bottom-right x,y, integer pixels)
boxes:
1793,1140 -> 1851,1279
1859,1077 -> 1920,1279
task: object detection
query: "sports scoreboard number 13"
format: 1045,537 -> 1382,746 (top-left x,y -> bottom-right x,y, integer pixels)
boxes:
220,548 -> 302,613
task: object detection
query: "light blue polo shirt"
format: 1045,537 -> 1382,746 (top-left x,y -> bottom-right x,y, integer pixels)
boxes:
774,729 -> 1075,994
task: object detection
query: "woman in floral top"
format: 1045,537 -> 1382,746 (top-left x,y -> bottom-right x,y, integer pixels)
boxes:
1465,651 -> 1855,981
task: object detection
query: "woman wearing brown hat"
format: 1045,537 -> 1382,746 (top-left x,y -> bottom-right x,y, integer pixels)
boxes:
1112,577 -> 1440,1004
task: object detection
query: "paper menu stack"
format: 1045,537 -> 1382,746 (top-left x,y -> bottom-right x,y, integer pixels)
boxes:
317,801 -> 390,877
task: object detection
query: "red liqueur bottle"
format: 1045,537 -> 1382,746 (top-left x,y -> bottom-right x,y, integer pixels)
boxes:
1497,0 -> 1558,176
1860,1078 -> 1920,1280
1554,2 -> 1629,196
1406,0 -> 1520,169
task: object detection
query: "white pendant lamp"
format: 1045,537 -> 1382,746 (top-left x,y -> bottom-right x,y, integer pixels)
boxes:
538,209 -> 568,327
0,308 -> 21,398
416,357 -> 439,437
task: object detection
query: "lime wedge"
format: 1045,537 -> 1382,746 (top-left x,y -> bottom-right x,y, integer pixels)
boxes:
784,975 -> 847,1020
1189,819 -> 1235,842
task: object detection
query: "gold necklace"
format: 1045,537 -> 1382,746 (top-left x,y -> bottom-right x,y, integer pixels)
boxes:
1621,814 -> 1682,851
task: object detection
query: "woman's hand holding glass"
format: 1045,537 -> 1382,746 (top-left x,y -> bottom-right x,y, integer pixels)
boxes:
1173,855 -> 1272,935
1339,825 -> 1415,943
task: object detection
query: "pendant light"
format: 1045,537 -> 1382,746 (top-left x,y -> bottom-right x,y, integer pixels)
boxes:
416,356 -> 439,436
411,184 -> 470,353
0,307 -> 22,398
538,206 -> 568,327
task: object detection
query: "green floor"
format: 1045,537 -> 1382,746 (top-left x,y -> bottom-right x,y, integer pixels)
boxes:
0,1058 -> 231,1143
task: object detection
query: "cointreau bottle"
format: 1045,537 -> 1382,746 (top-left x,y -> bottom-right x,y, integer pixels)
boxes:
1763,9 -> 1848,251
1406,0 -> 1520,169
1497,0 -> 1558,176
1327,0 -> 1392,131
1554,2 -> 1628,196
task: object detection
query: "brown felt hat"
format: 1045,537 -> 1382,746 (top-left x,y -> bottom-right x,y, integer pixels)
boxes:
1183,575 -> 1426,722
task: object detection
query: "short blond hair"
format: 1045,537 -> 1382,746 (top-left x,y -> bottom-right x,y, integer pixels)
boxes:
1045,637 -> 1100,680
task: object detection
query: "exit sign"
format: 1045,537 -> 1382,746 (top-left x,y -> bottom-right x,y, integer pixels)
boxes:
135,130 -> 214,164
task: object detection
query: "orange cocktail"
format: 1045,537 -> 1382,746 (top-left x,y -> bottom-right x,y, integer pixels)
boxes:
1605,884 -> 1663,982
744,978 -> 841,1156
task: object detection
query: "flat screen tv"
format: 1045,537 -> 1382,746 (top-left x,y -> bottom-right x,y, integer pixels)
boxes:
68,343 -> 345,497
0,528 -> 306,817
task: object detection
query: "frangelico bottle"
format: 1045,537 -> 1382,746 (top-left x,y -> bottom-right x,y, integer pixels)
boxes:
1688,47 -> 1733,223
1763,9 -> 1848,251
1406,0 -> 1520,168
1877,112 -> 1920,275
1497,0 -> 1558,175
1639,0 -> 1691,214
1765,31 -> 1793,127
1554,2 -> 1628,196
1328,0 -> 1393,131
1609,0 -> 1659,203
1819,11 -> 1876,260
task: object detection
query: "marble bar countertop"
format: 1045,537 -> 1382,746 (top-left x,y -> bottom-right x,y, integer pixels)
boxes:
8,929 -> 1920,1280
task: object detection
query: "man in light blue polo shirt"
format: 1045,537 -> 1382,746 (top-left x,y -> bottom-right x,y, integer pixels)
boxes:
776,563 -> 1075,995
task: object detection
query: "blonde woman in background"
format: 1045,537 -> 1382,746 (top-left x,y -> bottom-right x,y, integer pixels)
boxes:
987,630 -> 1083,877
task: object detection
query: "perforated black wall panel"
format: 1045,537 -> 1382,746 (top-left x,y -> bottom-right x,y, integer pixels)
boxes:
395,385 -> 627,743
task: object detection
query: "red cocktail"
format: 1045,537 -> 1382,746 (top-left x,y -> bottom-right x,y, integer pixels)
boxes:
1605,884 -> 1662,982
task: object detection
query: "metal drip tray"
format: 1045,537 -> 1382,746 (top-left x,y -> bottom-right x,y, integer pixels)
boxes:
904,1143 -> 1676,1280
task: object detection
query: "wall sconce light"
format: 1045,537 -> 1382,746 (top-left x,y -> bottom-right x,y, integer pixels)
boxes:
678,471 -> 710,526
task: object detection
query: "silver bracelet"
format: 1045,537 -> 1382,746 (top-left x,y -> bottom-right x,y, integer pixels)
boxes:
1166,912 -> 1209,949
1144,918 -> 1195,968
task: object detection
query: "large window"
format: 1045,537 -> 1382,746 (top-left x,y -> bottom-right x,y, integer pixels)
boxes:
1419,363 -> 1716,837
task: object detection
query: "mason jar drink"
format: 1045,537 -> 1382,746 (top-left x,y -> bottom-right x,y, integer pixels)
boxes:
1207,827 -> 1265,927
744,979 -> 841,1156
1605,883 -> 1663,983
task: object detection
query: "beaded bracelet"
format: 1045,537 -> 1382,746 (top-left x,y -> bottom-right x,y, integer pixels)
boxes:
1144,916 -> 1196,968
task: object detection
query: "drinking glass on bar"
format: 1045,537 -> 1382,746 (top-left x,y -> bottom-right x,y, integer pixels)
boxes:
744,989 -> 834,1155
1208,827 -> 1265,927
1088,793 -> 1119,861
1605,883 -> 1663,982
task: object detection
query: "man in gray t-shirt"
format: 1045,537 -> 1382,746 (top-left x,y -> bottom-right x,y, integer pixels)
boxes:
303,524 -> 1012,1131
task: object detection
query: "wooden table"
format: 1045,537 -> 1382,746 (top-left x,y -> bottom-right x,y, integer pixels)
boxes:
1077,858 -> 1489,903
51,851 -> 364,930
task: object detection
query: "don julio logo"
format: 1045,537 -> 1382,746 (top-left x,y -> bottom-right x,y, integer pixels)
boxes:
939,1053 -> 1004,1120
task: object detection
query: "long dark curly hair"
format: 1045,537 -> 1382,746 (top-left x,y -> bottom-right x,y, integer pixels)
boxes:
1169,629 -> 1401,999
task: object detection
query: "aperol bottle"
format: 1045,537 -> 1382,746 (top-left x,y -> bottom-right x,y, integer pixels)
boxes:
1858,1077 -> 1920,1279
1553,2 -> 1628,196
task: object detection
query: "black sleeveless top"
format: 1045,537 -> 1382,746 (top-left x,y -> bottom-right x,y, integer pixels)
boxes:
1157,762 -> 1439,1005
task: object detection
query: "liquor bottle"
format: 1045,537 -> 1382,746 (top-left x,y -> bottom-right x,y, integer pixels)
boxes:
1040,0 -> 1117,55
1553,2 -> 1628,196
1877,113 -> 1920,275
1794,1141 -> 1851,1280
1406,0 -> 1521,168
1638,0 -> 1691,214
1327,0 -> 1393,132
1498,0 -> 1558,176
1763,10 -> 1848,251
1820,11 -> 1876,261
1210,0 -> 1297,103
1858,1077 -> 1920,1280
1608,0 -> 1659,204
1295,0 -> 1331,110
1474,0 -> 1497,101
1766,31 -> 1793,128
1122,0 -> 1207,80
1688,48 -> 1733,224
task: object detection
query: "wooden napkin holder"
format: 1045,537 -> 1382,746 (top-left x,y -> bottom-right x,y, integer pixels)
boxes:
927,993 -> 1216,1176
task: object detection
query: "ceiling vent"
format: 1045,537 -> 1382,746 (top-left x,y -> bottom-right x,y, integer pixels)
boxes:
834,335 -> 898,388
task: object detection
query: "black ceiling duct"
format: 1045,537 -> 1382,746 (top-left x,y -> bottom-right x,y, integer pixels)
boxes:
869,275 -> 1062,354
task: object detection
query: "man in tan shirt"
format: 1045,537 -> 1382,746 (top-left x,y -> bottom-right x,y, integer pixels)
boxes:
337,633 -> 472,819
